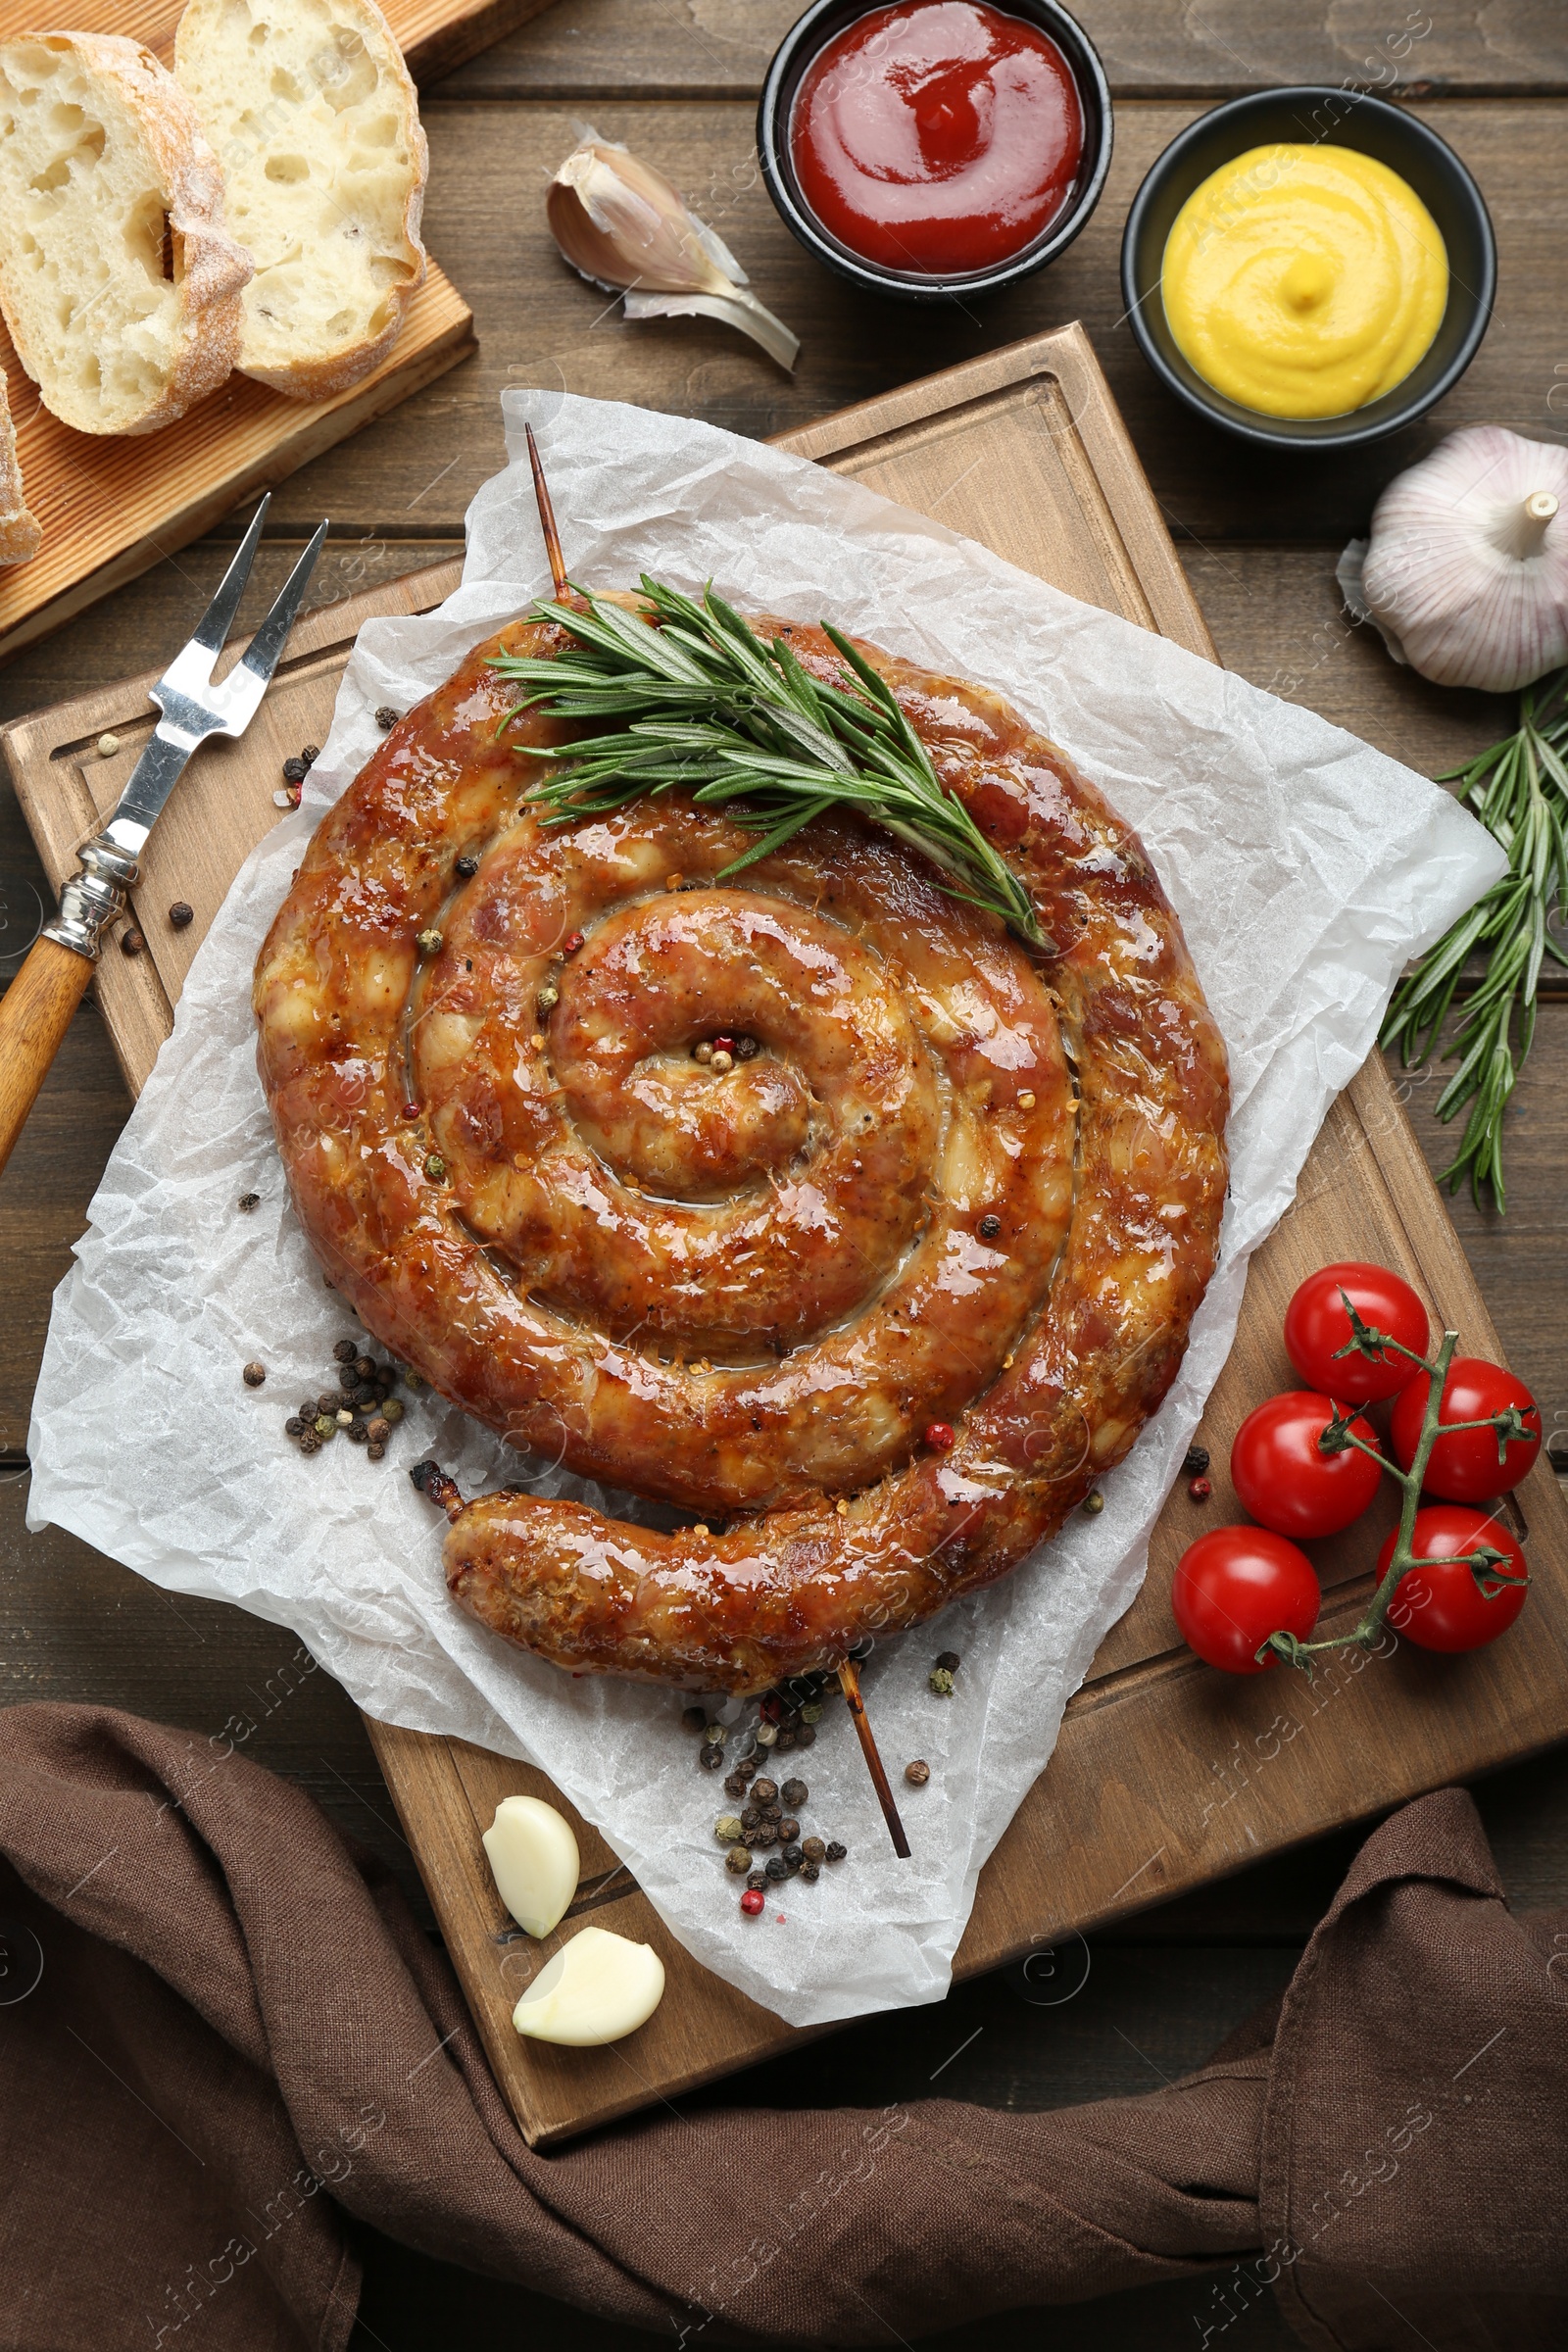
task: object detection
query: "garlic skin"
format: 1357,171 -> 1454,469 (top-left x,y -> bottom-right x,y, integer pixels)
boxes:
1342,426 -> 1568,693
511,1925 -> 665,2046
547,137 -> 800,372
482,1794 -> 580,1939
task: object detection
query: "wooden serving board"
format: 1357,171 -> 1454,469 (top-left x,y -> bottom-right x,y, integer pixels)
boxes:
7,324 -> 1568,2148
0,0 -> 555,658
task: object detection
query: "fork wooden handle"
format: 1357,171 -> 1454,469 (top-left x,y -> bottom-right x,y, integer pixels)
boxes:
0,936 -> 93,1181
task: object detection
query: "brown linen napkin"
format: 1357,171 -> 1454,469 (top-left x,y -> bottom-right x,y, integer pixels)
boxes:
0,1704 -> 1562,2350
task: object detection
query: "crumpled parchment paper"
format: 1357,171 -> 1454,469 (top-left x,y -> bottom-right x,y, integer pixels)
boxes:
28,394 -> 1505,2028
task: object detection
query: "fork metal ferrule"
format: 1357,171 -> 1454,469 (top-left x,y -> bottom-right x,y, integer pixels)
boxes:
42,830 -> 141,962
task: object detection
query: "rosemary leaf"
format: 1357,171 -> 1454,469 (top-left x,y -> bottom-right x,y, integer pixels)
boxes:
490,578 -> 1045,948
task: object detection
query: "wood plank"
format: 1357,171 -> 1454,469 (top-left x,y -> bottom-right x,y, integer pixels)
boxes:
244,97 -> 1568,550
9,323 -> 1568,2145
6,0 -> 561,86
436,0 -> 1568,100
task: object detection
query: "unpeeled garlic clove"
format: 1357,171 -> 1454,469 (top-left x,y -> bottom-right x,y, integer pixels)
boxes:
482,1794 -> 579,1938
547,136 -> 799,372
512,1925 -> 665,2045
1341,424 -> 1568,692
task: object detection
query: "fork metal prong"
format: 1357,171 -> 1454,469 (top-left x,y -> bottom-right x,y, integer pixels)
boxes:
190,493 -> 271,660
220,517 -> 329,730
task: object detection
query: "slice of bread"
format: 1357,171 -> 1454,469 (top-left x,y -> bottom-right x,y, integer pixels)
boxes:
0,33 -> 251,437
174,0 -> 427,402
0,372 -> 40,564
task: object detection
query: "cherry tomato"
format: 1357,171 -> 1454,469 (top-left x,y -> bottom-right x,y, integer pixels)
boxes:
1379,1505 -> 1529,1652
1172,1526 -> 1320,1674
1390,1356 -> 1542,1501
1230,1390 -> 1384,1540
1283,1261 -> 1429,1402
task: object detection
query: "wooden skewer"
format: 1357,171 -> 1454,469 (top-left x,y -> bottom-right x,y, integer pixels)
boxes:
837,1658 -> 911,1859
525,422 -> 570,602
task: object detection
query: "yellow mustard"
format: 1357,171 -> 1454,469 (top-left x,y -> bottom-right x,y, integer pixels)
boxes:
1161,144 -> 1447,419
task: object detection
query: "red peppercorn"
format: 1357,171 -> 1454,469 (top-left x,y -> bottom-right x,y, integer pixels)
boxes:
562,930 -> 585,955
740,1887 -> 765,1916
401,1102 -> 419,1121
924,1422 -> 956,1452
1189,1475 -> 1212,1501
710,1034 -> 738,1056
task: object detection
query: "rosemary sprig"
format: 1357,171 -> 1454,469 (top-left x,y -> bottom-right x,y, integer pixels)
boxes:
488,577 -> 1045,948
1381,667 -> 1568,1210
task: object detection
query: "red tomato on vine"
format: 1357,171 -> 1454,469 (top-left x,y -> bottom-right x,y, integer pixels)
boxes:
1379,1506 -> 1529,1652
1390,1357 -> 1541,1501
1284,1261 -> 1430,1402
1172,1527 -> 1320,1675
1231,1390 -> 1384,1540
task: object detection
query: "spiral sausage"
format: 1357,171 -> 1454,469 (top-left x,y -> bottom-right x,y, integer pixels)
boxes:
255,602 -> 1229,1692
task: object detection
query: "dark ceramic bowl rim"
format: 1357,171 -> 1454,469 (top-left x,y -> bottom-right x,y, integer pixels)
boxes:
1119,84 -> 1496,452
757,0 -> 1114,303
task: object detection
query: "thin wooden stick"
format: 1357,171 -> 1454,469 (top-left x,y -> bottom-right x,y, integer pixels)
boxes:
525,423 -> 569,602
837,1659 -> 910,1858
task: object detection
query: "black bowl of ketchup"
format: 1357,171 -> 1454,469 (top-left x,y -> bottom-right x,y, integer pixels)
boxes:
759,0 -> 1112,302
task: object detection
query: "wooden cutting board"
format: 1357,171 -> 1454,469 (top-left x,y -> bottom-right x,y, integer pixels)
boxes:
0,0 -> 561,657
7,323 -> 1568,2147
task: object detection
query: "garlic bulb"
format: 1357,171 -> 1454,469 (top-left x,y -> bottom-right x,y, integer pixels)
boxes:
548,137 -> 799,372
1338,426 -> 1568,693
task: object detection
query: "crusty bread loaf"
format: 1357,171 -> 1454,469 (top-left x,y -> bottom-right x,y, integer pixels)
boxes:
174,0 -> 427,402
0,33 -> 250,437
0,373 -> 40,564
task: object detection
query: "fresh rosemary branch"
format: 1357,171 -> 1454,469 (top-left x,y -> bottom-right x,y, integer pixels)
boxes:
488,577 -> 1045,948
1381,667 -> 1568,1210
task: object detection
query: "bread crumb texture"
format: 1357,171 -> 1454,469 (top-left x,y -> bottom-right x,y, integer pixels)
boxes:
175,0 -> 428,400
0,31 -> 249,435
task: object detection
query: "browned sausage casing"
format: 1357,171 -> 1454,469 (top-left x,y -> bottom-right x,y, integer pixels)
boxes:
255,605 -> 1230,1692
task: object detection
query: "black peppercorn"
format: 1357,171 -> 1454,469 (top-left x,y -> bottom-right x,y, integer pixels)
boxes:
282,757 -> 308,784
120,926 -> 144,956
825,1840 -> 847,1863
800,1860 -> 820,1884
169,900 -> 194,929
367,1443 -> 385,1462
978,1214 -> 1002,1239
747,1870 -> 767,1892
339,1366 -> 360,1392
242,1361 -> 267,1388
317,1393 -> 339,1416
284,1416 -> 305,1437
238,1192 -> 260,1212
905,1759 -> 931,1788
751,1778 -> 778,1807
794,1725 -> 815,1748
740,1806 -> 760,1833
764,1856 -> 788,1882
723,1771 -> 748,1799
780,1778 -> 808,1808
354,1355 -> 374,1381
734,1754 -> 757,1782
774,1729 -> 797,1750
699,1744 -> 724,1770
347,1420 -> 368,1444
751,1821 -> 778,1848
780,1843 -> 803,1870
456,854 -> 478,879
374,706 -> 399,730
301,745 -> 320,767
333,1339 -> 359,1363
299,1433 -> 320,1456
1183,1445 -> 1210,1478
801,1836 -> 826,1863
935,1651 -> 960,1673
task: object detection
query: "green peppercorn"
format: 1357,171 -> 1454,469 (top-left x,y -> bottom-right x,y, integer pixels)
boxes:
423,1153 -> 447,1182
314,1415 -> 336,1440
416,927 -> 443,954
713,1814 -> 745,1843
929,1667 -> 955,1696
800,1701 -> 824,1725
1082,1490 -> 1104,1516
381,1398 -> 404,1423
725,1845 -> 753,1875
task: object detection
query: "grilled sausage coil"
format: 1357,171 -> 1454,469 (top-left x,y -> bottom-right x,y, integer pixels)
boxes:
255,604 -> 1229,1692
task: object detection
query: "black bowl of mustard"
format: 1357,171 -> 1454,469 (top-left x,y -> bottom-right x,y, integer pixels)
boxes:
1120,86 -> 1495,452
759,0 -> 1113,303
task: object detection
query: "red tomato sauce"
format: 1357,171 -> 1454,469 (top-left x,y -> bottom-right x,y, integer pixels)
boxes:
790,1 -> 1085,276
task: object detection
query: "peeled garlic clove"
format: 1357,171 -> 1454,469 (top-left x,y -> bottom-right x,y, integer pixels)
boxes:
482,1794 -> 579,1938
548,135 -> 799,372
1348,424 -> 1568,693
512,1925 -> 665,2046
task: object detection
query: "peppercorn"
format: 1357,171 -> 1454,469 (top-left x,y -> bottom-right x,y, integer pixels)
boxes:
301,745 -> 320,767
934,1651 -> 959,1673
929,1667 -> 955,1696
692,1040 -> 713,1064
747,1869 -> 767,1892
416,928 -> 443,955
713,1814 -> 745,1843
381,1399 -> 404,1423
536,986 -> 560,1018
284,1415 -> 305,1437
242,1361 -> 267,1388
1017,1090 -> 1037,1110
711,1035 -> 737,1057
825,1840 -> 847,1864
562,930 -> 584,955
764,1856 -> 788,1882
333,1339 -> 358,1363
702,1722 -> 726,1748
423,1153 -> 447,1182
338,1366 -> 360,1393
97,732 -> 121,757
734,1035 -> 760,1061
752,1779 -> 778,1806
754,1721 -> 778,1747
368,1443 -> 385,1462
1082,1491 -> 1104,1516
347,1419 -> 368,1444
698,1744 -> 724,1770
1183,1444 -> 1210,1478
793,1725 -> 815,1748
1190,1475 -> 1212,1501
299,1433 -> 320,1456
800,1860 -> 820,1884
801,1836 -> 826,1864
335,1408 -> 353,1428
777,1819 -> 800,1846
169,900 -> 194,929
779,1777 -> 808,1808
978,1214 -> 1002,1239
733,1754 -> 757,1782
374,706 -> 399,730
314,1417 -> 336,1442
455,852 -> 478,879
317,1393 -> 340,1416
740,1887 -> 765,1916
723,1772 -> 748,1799
740,1807 -> 760,1834
924,1421 -> 955,1451
725,1845 -> 753,1874
780,1843 -> 803,1871
905,1759 -> 931,1787
121,926 -> 145,956
282,757 -> 308,784
710,1049 -> 734,1074
751,1821 -> 778,1848
801,1701 -> 824,1725
238,1192 -> 260,1212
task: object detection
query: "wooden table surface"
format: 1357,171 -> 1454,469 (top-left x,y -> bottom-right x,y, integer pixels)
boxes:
3,6 -> 1567,2342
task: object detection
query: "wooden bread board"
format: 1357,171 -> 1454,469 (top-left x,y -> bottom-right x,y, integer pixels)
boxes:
0,0 -> 533,659
7,323 -> 1568,2148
